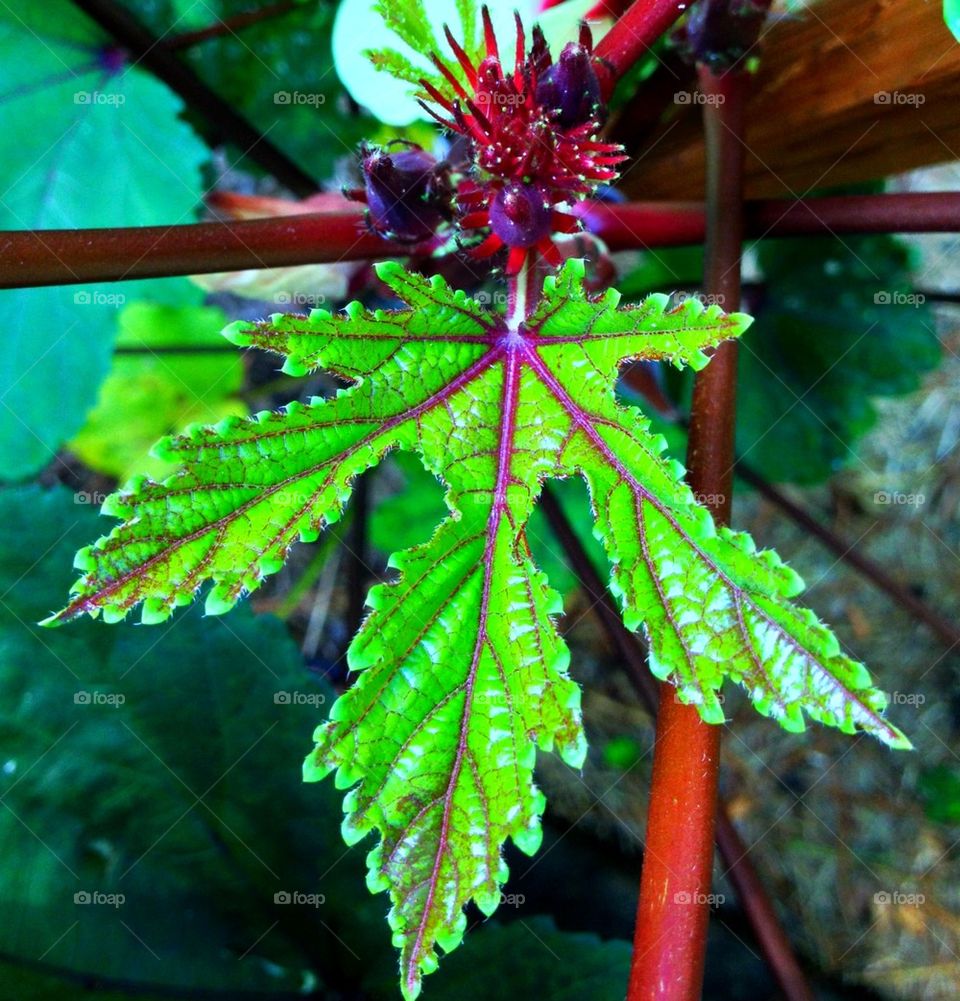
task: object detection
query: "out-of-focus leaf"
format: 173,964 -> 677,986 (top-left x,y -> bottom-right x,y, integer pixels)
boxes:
69,302 -> 246,481
945,0 -> 960,43
0,486 -> 385,994
0,1 -> 208,480
734,236 -> 941,484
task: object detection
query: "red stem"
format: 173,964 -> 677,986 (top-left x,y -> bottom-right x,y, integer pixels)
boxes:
539,487 -> 815,1001
0,212 -> 396,289
593,0 -> 691,96
8,191 -> 960,290
629,66 -> 747,1001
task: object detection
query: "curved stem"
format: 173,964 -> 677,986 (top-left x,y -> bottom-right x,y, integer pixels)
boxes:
593,0 -> 690,96
628,65 -> 748,1001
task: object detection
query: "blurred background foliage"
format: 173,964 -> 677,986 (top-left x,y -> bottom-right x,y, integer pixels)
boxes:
1,0 -> 959,999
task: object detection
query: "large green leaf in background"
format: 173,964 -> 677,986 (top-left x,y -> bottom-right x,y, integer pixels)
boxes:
0,1 -> 208,481
133,0 -> 373,178
0,485 -> 632,999
735,236 -> 941,483
0,486 -> 361,993
621,235 -> 941,484
68,302 -> 246,481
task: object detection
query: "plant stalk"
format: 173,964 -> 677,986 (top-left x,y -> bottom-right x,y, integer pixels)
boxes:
628,65 -> 747,1001
593,0 -> 690,96
10,191 -> 960,290
539,487 -> 815,1001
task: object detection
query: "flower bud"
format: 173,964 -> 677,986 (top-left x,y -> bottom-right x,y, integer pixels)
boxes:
489,183 -> 553,248
535,43 -> 604,129
361,144 -> 449,242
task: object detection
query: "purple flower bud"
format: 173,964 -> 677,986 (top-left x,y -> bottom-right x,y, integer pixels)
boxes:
361,144 -> 450,242
489,183 -> 553,248
535,43 -> 604,129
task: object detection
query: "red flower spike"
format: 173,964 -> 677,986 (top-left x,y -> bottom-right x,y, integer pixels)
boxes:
420,5 -> 627,275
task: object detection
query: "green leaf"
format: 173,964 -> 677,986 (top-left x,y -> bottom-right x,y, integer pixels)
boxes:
0,1 -> 209,480
68,302 -> 246,481
0,486 -> 382,994
733,236 -> 939,484
946,0 -> 960,43
53,260 -> 909,998
370,452 -> 606,596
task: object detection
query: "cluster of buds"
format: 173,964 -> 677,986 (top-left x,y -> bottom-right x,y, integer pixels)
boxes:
351,7 -> 626,275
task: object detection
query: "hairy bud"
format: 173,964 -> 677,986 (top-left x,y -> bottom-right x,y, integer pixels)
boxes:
535,43 -> 604,129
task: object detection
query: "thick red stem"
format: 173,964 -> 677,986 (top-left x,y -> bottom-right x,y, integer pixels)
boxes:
593,0 -> 691,96
0,212 -> 396,290
629,66 -> 747,1001
8,192 -> 960,290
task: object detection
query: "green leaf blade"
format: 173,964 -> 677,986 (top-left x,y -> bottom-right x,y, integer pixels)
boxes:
56,258 -> 910,999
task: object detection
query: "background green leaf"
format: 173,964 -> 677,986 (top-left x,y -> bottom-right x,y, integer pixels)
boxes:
0,1 -> 209,481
